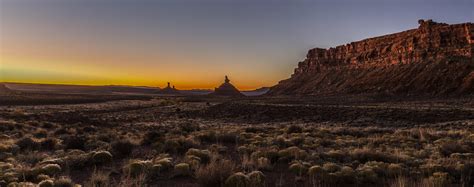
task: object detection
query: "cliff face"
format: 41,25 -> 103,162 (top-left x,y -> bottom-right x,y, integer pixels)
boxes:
269,20 -> 474,95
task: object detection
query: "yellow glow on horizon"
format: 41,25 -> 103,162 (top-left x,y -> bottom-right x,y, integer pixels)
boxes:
1,55 -> 271,90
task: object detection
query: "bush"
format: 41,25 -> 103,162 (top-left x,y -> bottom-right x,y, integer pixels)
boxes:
350,148 -> 397,163
185,155 -> 201,170
278,146 -> 308,162
92,151 -> 113,165
155,158 -> 173,171
111,139 -> 135,158
149,164 -> 163,177
87,170 -> 109,187
36,174 -> 51,182
247,171 -> 265,187
428,172 -> 449,186
224,172 -> 250,187
40,138 -> 58,151
53,177 -> 74,187
196,159 -> 235,187
186,148 -> 211,164
439,141 -> 469,157
141,131 -> 164,146
16,137 -> 39,151
289,163 -> 308,176
125,160 -> 151,176
174,163 -> 191,177
41,164 -> 61,176
323,162 -> 340,173
308,165 -> 325,179
256,157 -> 272,171
287,125 -> 303,134
38,179 -> 54,187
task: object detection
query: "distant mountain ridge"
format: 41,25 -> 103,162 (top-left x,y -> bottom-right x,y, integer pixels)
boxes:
269,20 -> 474,96
3,82 -> 160,95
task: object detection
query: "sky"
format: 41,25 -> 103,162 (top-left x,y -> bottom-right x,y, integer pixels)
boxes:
0,0 -> 472,90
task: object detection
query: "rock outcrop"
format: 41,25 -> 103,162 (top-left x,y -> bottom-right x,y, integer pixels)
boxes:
210,76 -> 244,96
159,82 -> 180,95
269,20 -> 474,96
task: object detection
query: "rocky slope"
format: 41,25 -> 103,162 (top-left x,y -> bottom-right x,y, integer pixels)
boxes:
269,20 -> 474,96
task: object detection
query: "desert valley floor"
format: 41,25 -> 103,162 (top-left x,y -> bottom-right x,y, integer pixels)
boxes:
0,95 -> 473,187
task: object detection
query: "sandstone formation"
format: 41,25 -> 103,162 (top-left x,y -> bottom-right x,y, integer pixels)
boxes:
269,20 -> 474,96
210,76 -> 244,96
159,82 -> 180,95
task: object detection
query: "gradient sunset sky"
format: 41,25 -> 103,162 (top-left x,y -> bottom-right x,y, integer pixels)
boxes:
1,0 -> 472,90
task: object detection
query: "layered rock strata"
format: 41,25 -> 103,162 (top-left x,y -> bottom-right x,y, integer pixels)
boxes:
269,20 -> 474,95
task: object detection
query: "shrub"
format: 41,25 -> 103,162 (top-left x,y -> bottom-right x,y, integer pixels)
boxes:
196,159 -> 235,187
356,167 -> 378,184
16,137 -> 39,151
308,165 -> 326,182
34,130 -> 48,138
87,170 -> 110,187
439,141 -> 469,157
155,158 -> 173,171
247,171 -> 265,187
350,148 -> 397,163
287,125 -> 303,134
53,177 -> 74,187
387,163 -> 403,176
161,137 -> 199,154
40,138 -> 58,151
278,146 -> 308,162
216,132 -> 239,144
125,160 -> 151,176
111,139 -> 135,158
323,162 -> 340,173
224,172 -> 250,187
41,164 -> 61,176
38,179 -> 54,187
185,155 -> 201,170
149,164 -> 163,177
36,174 -> 51,182
141,131 -> 164,146
289,163 -> 308,176
186,148 -> 211,164
174,163 -> 191,177
256,157 -> 272,171
428,172 -> 449,186
92,151 -> 113,165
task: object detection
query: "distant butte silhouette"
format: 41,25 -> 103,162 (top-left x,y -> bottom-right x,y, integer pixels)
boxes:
211,76 -> 244,96
159,82 -> 180,94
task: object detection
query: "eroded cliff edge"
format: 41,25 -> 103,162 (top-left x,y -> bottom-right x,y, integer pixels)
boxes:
268,20 -> 474,96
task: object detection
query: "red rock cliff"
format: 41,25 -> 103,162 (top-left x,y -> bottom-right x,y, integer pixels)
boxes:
269,20 -> 474,95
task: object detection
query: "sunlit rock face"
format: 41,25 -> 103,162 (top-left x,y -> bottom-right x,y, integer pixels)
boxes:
211,76 -> 245,97
269,20 -> 474,96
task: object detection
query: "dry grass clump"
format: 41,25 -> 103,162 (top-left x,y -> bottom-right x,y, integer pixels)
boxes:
224,172 -> 250,187
185,148 -> 211,164
53,176 -> 75,187
87,170 -> 110,187
196,158 -> 235,187
91,151 -> 113,165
